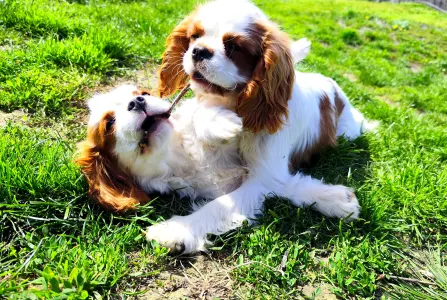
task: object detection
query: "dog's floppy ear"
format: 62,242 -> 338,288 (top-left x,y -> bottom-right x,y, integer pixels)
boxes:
237,21 -> 295,134
75,117 -> 149,213
157,16 -> 195,98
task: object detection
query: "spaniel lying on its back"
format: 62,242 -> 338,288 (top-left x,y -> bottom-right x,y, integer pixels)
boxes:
76,85 -> 245,215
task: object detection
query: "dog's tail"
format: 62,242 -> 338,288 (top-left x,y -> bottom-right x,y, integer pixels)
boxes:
291,38 -> 311,64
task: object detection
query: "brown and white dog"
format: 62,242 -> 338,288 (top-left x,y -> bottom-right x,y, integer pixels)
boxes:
145,0 -> 374,253
76,85 -> 246,217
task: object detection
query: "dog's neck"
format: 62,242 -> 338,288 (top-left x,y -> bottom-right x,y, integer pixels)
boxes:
195,89 -> 238,112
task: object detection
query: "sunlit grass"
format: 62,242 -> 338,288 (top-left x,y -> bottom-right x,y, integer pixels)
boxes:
0,0 -> 446,298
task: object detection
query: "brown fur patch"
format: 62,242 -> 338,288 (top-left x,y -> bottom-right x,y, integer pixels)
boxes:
188,21 -> 204,40
334,90 -> 345,118
236,21 -> 295,134
222,33 -> 260,79
75,111 -> 149,212
289,93 -> 338,172
319,94 -> 338,147
157,14 -> 202,98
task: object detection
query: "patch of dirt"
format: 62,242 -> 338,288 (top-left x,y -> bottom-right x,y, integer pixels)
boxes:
343,72 -> 358,82
0,45 -> 13,51
92,63 -> 159,94
337,20 -> 346,28
301,283 -> 337,300
377,95 -> 401,109
0,109 -> 27,127
359,26 -> 371,34
142,255 -> 233,299
409,62 -> 422,73
122,64 -> 159,89
374,19 -> 387,29
391,33 -> 400,46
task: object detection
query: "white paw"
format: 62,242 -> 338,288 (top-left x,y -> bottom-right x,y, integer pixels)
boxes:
316,185 -> 360,222
196,109 -> 243,144
211,111 -> 243,141
146,217 -> 205,254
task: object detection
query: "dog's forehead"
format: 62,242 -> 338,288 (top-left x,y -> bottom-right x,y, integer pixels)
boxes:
87,85 -> 137,126
197,0 -> 267,36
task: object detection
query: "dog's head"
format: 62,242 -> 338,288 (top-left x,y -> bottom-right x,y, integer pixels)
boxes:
76,85 -> 173,212
158,0 -> 295,134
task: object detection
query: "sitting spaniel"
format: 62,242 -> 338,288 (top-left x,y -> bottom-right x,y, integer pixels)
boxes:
150,0 -> 375,253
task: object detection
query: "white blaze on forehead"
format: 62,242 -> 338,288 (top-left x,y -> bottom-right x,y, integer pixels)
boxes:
197,0 -> 268,36
87,85 -> 137,126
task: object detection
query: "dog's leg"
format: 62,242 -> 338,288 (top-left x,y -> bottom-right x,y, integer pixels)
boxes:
329,78 -> 378,140
146,170 -> 359,253
282,173 -> 360,221
239,128 -> 360,223
146,177 -> 268,254
193,105 -> 243,144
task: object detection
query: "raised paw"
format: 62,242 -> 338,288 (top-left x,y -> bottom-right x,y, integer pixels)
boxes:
146,217 -> 205,254
211,111 -> 243,142
195,108 -> 243,144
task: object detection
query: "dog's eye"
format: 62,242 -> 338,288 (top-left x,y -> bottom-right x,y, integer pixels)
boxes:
105,118 -> 115,132
191,34 -> 200,40
224,41 -> 240,58
141,91 -> 150,96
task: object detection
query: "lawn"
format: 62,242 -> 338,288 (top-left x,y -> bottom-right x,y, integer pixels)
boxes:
1,0 -> 446,298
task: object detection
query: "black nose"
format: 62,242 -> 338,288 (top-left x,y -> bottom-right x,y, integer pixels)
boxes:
192,46 -> 213,62
128,97 -> 146,112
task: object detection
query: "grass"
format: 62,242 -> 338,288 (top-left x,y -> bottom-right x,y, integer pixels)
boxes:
0,0 -> 446,298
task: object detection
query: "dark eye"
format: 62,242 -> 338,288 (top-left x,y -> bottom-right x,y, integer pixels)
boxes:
191,34 -> 200,40
224,41 -> 240,58
105,118 -> 115,132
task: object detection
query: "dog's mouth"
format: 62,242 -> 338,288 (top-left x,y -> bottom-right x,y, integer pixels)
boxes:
191,71 -> 229,95
191,70 -> 243,95
138,112 -> 171,150
192,71 -> 212,85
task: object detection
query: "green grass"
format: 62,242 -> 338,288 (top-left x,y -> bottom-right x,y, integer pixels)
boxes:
1,0 -> 446,298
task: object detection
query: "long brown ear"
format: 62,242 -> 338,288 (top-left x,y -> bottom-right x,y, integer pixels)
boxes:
75,141 -> 150,213
157,16 -> 194,98
237,21 -> 295,134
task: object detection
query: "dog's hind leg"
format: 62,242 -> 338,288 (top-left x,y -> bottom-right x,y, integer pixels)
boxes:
329,78 -> 377,140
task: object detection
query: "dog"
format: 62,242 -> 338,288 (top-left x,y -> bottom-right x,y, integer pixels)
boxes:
76,85 -> 246,219
147,0 -> 374,253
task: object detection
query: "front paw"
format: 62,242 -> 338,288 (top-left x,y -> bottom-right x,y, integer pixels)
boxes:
196,109 -> 243,144
317,186 -> 360,222
146,217 -> 205,254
